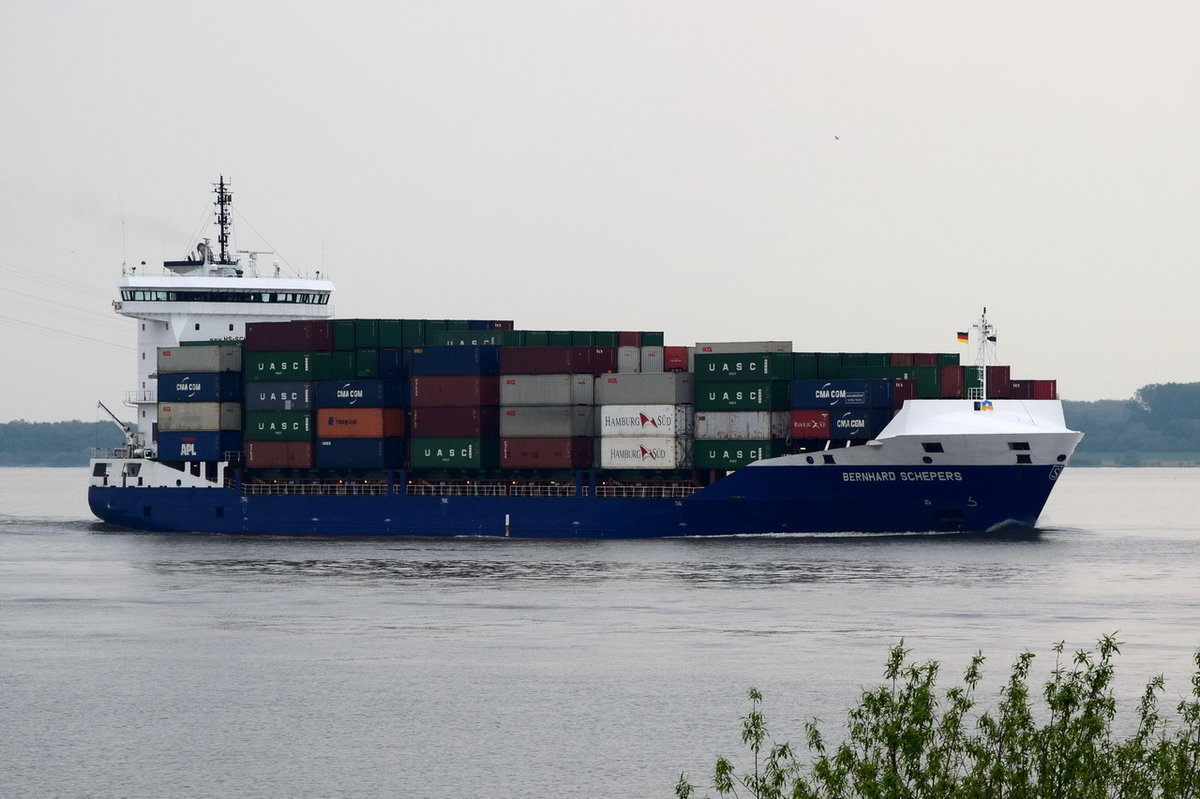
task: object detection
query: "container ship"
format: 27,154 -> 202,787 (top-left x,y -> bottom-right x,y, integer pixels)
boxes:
88,179 -> 1082,538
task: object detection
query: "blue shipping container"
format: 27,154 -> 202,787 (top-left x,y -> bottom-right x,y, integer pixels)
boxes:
409,345 -> 501,377
378,348 -> 408,379
157,431 -> 243,461
314,437 -> 406,469
158,372 -> 243,403
314,379 -> 407,408
791,379 -> 893,409
830,409 -> 893,439
244,381 -> 312,411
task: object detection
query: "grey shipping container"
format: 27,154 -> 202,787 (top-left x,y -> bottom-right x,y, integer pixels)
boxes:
689,341 -> 792,371
616,346 -> 641,374
499,406 -> 594,438
594,372 -> 694,405
157,345 -> 242,373
157,402 -> 242,432
693,411 -> 790,440
639,346 -> 664,374
499,374 -> 594,406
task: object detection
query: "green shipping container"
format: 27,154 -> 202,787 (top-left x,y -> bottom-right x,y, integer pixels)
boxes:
793,353 -> 819,379
592,331 -> 619,347
816,352 -> 844,377
313,351 -> 333,380
547,330 -> 572,346
524,330 -> 550,346
426,331 -> 501,346
938,352 -> 960,366
445,319 -> 471,331
641,331 -> 665,346
244,352 -> 313,381
570,330 -> 594,346
694,439 -> 788,469
354,319 -> 380,348
694,380 -> 791,411
379,319 -> 403,348
694,352 -> 793,382
355,348 -> 379,379
401,319 -> 426,347
409,437 -> 499,469
333,320 -> 356,351
499,330 -> 527,347
245,411 -> 314,441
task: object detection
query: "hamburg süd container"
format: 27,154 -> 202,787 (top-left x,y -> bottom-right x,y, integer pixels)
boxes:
157,345 -> 242,373
595,405 -> 693,438
499,406 -> 594,438
410,406 -> 500,438
409,438 -> 499,469
499,374 -> 594,406
246,440 -> 314,469
594,372 -> 694,405
693,411 -> 790,441
156,431 -> 243,461
410,376 -> 500,407
244,381 -> 313,412
789,410 -> 831,439
244,352 -> 313,381
156,402 -> 242,432
595,436 -> 692,470
500,437 -> 592,469
693,440 -> 788,470
695,380 -> 790,411
244,411 -> 314,441
157,372 -> 243,403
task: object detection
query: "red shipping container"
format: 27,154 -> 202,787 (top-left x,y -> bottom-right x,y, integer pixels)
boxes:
247,440 -> 314,468
939,365 -> 965,398
1032,380 -> 1057,399
1006,380 -> 1035,399
789,410 -> 831,439
384,407 -> 406,437
498,346 -> 617,376
500,437 -> 592,469
244,320 -> 333,352
410,406 -> 499,437
664,346 -> 689,371
912,353 -> 939,367
618,331 -> 642,347
491,320 -> 515,330
891,378 -> 919,409
315,408 -> 385,438
410,375 -> 500,407
986,366 -> 1012,398
890,352 -> 915,367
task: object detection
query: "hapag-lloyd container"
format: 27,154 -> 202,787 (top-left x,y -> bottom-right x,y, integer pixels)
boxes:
410,376 -> 500,407
409,438 -> 499,469
244,381 -> 313,411
693,352 -> 793,381
790,379 -> 892,409
157,372 -> 243,403
694,381 -> 790,411
693,411 -> 790,440
595,405 -> 693,438
244,411 -> 314,441
157,345 -> 242,373
314,437 -> 406,469
499,374 -> 594,406
246,440 -> 314,469
594,373 -> 694,405
789,410 -> 831,439
500,437 -> 592,469
244,352 -> 313,381
595,436 -> 693,469
693,439 -> 788,469
314,379 -> 408,409
157,402 -> 242,432
499,406 -> 594,438
314,408 -> 406,439
410,406 -> 500,438
244,320 -> 333,352
157,431 -> 243,461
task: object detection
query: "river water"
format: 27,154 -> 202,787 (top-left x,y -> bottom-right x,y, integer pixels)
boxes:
2,467 -> 1198,797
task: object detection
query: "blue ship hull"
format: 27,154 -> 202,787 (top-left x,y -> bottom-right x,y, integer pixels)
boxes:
88,463 -> 1062,538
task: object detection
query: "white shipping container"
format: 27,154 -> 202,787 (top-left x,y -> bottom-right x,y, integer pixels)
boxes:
499,373 -> 594,406
157,402 -> 242,432
688,341 -> 792,371
157,345 -> 243,373
595,405 -> 693,437
500,406 -> 594,438
594,372 -> 694,405
639,346 -> 664,373
694,411 -> 791,440
596,436 -> 693,470
616,346 -> 641,374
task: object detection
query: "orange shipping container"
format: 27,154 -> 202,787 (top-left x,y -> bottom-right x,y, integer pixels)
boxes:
247,440 -> 314,469
316,408 -> 385,438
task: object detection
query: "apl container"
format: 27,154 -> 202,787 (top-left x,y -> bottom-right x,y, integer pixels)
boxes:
410,376 -> 500,407
156,431 -> 243,461
244,411 -> 314,441
157,372 -> 243,403
693,440 -> 787,470
314,379 -> 408,409
410,345 -> 501,376
500,437 -> 592,469
594,373 -> 694,405
499,406 -> 594,438
244,352 -> 313,381
157,402 -> 242,432
157,345 -> 242,373
831,409 -> 893,439
695,381 -> 791,411
409,438 -> 499,469
595,405 -> 693,437
314,437 -> 406,469
595,436 -> 692,470
244,381 -> 313,412
410,406 -> 500,438
246,440 -> 314,469
499,374 -> 594,406
693,411 -> 790,441
694,352 -> 794,381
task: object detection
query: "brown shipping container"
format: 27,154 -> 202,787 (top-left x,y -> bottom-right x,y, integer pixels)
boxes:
790,410 -> 831,439
618,331 -> 642,347
244,320 -> 333,352
892,378 -> 919,409
410,375 -> 500,407
498,346 -> 617,376
939,365 -> 965,398
986,366 -> 1012,398
384,408 -> 406,437
410,406 -> 500,438
247,440 -> 314,469
315,408 -> 385,438
1032,379 -> 1057,400
890,353 -> 915,367
912,353 -> 939,367
500,437 -> 592,469
1006,380 -> 1035,400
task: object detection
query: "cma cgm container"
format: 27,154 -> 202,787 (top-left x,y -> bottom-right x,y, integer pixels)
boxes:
157,402 -> 242,432
594,373 -> 694,405
409,345 -> 501,376
244,352 -> 313,381
831,409 -> 893,440
244,411 -> 314,441
157,372 -> 243,403
410,376 -> 500,407
693,411 -> 790,441
157,345 -> 242,373
314,379 -> 407,409
157,431 -> 243,461
244,381 -> 313,412
410,406 -> 500,438
595,405 -> 693,438
693,352 -> 793,381
244,320 -> 333,352
695,381 -> 790,411
500,374 -> 594,406
246,440 -> 314,469
694,440 -> 788,470
409,438 -> 499,469
595,436 -> 692,470
315,408 -> 406,439
500,437 -> 592,469
499,406 -> 594,438
314,438 -> 406,469
791,379 -> 892,409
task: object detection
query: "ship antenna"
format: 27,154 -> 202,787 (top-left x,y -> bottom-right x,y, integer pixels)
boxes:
969,307 -> 997,399
214,175 -> 233,265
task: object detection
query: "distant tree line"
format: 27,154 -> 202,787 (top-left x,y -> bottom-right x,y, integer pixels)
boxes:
0,420 -> 128,466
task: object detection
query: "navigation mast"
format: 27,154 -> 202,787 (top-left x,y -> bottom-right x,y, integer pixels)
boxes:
214,175 -> 234,265
968,307 -> 997,400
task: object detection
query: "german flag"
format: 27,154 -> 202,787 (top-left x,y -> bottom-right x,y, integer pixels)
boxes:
956,331 -> 969,344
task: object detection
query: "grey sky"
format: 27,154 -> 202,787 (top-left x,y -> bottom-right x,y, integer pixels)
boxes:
1,1 -> 1196,422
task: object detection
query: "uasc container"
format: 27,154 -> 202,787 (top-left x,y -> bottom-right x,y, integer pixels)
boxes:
244,352 -> 313,381
244,411 -> 314,441
409,438 -> 499,469
695,381 -> 790,411
694,352 -> 793,381
244,381 -> 313,412
693,440 -> 787,470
